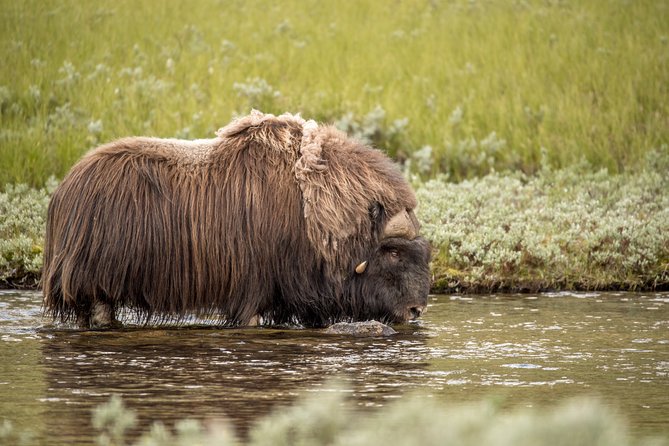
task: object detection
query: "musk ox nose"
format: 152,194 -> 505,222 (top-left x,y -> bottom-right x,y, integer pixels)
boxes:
409,305 -> 426,320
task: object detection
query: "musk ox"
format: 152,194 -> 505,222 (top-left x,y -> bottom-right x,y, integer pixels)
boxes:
42,110 -> 431,329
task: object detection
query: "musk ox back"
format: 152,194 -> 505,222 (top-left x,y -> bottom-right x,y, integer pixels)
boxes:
42,111 -> 431,329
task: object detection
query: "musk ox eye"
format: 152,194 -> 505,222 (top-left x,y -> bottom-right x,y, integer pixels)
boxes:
388,249 -> 400,259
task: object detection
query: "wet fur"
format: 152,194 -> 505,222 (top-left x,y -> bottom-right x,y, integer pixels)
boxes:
42,112 -> 430,327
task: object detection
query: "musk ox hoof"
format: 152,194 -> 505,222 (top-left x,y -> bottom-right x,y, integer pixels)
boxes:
77,317 -> 121,330
324,320 -> 397,337
90,318 -> 123,330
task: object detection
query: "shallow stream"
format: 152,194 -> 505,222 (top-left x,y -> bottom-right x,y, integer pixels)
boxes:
1,290 -> 667,444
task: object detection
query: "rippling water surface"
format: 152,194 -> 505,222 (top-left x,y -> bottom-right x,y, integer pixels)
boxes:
1,290 -> 667,444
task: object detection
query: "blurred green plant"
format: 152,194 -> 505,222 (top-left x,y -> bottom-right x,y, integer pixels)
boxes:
334,106 -> 411,160
0,419 -> 36,446
232,77 -> 282,115
93,395 -> 138,446
2,391 -> 662,446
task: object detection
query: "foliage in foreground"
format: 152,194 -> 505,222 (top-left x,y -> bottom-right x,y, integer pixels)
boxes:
4,391 -> 667,446
1,0 -> 668,185
0,178 -> 56,288
418,149 -> 669,292
1,150 -> 668,291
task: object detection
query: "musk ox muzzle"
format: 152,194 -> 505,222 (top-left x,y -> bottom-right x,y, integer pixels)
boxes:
42,111 -> 432,329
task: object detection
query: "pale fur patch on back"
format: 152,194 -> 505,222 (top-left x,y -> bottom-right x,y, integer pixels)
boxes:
160,138 -> 218,163
118,110 -> 313,166
120,136 -> 219,165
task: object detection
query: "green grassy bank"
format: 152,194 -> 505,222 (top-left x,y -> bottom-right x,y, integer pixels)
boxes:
2,151 -> 668,291
1,0 -> 668,185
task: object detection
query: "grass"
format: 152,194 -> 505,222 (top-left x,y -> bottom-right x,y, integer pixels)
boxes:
1,0 -> 668,185
3,390 -> 666,446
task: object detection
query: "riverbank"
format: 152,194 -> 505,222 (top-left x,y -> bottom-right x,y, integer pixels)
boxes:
2,151 -> 667,292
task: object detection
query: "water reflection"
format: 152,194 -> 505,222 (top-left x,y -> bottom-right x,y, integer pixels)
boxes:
1,290 -> 668,444
39,327 -> 432,443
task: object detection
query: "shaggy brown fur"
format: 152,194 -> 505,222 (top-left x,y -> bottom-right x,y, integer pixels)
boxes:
42,111 -> 430,328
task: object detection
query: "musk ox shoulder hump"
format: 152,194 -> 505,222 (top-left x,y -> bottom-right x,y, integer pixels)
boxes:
295,116 -> 418,264
214,110 -> 417,267
216,109 -> 308,156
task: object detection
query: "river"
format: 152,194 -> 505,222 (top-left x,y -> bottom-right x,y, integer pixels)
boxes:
1,290 -> 667,444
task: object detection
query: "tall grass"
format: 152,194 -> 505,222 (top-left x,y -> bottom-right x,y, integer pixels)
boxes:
1,0 -> 667,186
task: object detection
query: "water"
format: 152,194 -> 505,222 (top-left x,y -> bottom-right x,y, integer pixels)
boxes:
1,290 -> 668,444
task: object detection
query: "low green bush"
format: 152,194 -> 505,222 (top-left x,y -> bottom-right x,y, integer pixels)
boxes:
418,149 -> 669,292
0,178 -> 56,287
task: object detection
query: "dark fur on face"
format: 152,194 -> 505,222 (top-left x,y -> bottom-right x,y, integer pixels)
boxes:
42,112 -> 431,328
347,237 -> 432,324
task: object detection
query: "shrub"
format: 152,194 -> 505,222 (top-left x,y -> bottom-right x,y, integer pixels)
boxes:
30,391 -> 658,446
417,148 -> 669,292
0,178 -> 56,287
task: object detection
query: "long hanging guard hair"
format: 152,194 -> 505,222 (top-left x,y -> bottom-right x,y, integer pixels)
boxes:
42,111 -> 420,326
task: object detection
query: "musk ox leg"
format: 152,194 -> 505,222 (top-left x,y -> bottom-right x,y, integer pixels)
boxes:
246,315 -> 264,327
76,297 -> 120,330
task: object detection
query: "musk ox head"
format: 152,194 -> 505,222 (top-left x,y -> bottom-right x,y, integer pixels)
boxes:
42,110 -> 431,329
349,228 -> 432,324
290,115 -> 432,325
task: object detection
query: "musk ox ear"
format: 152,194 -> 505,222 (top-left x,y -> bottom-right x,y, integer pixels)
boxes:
294,123 -> 418,269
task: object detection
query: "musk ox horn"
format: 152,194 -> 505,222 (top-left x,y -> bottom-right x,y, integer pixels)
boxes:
355,261 -> 368,274
382,209 -> 419,240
